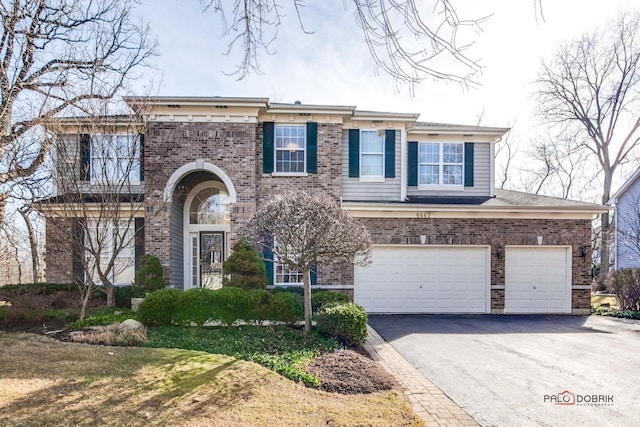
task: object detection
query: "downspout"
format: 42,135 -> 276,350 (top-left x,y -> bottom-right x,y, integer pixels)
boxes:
400,126 -> 407,201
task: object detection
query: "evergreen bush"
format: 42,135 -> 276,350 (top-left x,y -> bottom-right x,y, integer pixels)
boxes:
138,288 -> 181,326
133,254 -> 165,297
177,288 -> 216,326
315,302 -> 368,347
311,290 -> 350,314
222,239 -> 268,290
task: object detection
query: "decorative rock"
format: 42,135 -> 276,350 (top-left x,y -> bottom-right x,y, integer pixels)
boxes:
119,319 -> 144,330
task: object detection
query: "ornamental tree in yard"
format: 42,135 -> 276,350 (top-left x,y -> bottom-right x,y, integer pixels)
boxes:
245,191 -> 371,336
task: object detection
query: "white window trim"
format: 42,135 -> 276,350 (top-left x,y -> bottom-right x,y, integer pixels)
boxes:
274,124 -> 307,174
90,134 -> 141,186
359,129 -> 385,180
417,141 -> 464,188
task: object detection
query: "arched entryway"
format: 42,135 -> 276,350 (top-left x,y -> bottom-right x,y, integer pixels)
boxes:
183,181 -> 230,289
164,160 -> 236,290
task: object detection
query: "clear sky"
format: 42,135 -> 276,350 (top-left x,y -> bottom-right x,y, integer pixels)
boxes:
134,1 -> 635,126
132,0 -> 638,197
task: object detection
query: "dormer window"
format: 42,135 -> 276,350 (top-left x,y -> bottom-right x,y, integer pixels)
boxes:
418,142 -> 464,186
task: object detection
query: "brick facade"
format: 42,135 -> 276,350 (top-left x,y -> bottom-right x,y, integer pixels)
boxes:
45,217 -> 76,283
354,217 -> 593,312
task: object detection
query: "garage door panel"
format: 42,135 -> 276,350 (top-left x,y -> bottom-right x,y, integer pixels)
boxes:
505,247 -> 571,314
355,246 -> 489,314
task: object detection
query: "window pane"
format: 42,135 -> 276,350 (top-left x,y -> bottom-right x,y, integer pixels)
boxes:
275,125 -> 306,172
443,143 -> 463,163
361,131 -> 384,152
361,154 -> 383,176
419,165 -> 439,185
419,143 -> 439,163
443,165 -> 462,185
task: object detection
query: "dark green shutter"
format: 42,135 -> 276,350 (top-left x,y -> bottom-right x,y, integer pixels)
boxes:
263,122 -> 274,173
408,141 -> 418,186
306,122 -> 317,173
348,129 -> 360,177
134,218 -> 145,271
464,142 -> 474,187
138,134 -> 144,182
263,236 -> 274,286
385,130 -> 395,178
72,219 -> 85,284
80,134 -> 91,181
310,265 -> 317,286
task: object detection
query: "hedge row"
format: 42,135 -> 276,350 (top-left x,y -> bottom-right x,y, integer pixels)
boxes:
138,287 -> 309,327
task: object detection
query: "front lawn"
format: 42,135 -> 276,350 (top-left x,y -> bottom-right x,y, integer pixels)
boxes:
145,325 -> 340,386
0,332 -> 423,427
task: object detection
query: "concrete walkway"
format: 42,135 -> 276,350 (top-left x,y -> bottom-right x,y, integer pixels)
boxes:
364,325 -> 479,427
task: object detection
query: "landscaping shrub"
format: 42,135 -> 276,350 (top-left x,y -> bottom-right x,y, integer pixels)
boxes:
222,239 -> 268,290
315,303 -> 368,347
177,288 -> 216,326
0,282 -> 80,323
273,286 -> 304,297
210,287 -> 251,326
138,288 -> 181,326
245,289 -> 272,324
311,290 -> 350,314
70,323 -> 148,346
606,268 -> 640,311
133,254 -> 165,297
115,285 -> 134,309
269,291 -> 304,326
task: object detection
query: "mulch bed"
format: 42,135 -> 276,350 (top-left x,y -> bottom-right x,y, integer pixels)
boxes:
306,349 -> 399,394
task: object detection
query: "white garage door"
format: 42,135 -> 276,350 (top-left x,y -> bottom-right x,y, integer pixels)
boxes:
354,245 -> 490,314
505,246 -> 571,314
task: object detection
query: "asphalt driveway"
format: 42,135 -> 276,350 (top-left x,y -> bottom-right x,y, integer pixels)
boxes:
368,315 -> 640,427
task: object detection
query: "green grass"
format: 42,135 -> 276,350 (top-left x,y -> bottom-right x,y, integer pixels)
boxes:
145,325 -> 339,386
67,307 -> 138,328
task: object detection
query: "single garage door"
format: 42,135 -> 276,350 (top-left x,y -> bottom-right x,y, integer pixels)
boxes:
354,245 -> 490,313
504,246 -> 571,314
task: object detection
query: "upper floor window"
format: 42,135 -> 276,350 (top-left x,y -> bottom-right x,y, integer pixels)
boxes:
360,130 -> 385,177
419,142 -> 464,186
275,125 -> 306,173
90,134 -> 141,184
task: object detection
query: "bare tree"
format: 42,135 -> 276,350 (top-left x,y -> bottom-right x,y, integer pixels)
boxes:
245,191 -> 371,336
535,10 -> 640,283
200,0 -> 490,91
0,0 -> 156,223
37,103 -> 148,318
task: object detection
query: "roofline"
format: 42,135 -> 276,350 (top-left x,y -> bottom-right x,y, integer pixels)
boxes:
124,96 -> 270,109
266,102 -> 356,115
610,167 -> 640,204
409,124 -> 510,138
351,110 -> 421,121
342,201 -> 608,215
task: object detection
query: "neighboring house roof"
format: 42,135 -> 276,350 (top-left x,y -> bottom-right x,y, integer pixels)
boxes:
609,166 -> 640,204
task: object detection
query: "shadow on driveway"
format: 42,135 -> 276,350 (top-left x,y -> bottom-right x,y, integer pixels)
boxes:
368,314 -> 605,341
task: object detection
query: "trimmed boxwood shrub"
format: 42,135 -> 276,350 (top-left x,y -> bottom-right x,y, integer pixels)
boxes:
245,289 -> 272,324
315,302 -> 368,347
311,290 -> 350,314
210,287 -> 251,326
269,291 -> 304,326
177,288 -> 216,326
133,254 -> 165,297
138,288 -> 181,326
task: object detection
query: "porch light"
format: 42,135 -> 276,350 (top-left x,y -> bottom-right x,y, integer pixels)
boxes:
581,246 -> 589,258
420,235 -> 427,245
537,236 -> 543,245
495,243 -> 503,258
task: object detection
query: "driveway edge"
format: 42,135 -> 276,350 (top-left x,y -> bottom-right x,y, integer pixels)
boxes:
364,325 -> 480,427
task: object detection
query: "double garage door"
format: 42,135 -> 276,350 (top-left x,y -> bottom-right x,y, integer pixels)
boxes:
354,245 -> 571,314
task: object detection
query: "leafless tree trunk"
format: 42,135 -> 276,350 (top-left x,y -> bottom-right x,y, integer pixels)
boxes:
0,0 -> 156,224
18,207 -> 41,283
535,11 -> 640,285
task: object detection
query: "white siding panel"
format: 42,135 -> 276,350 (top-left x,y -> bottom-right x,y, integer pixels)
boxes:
341,130 -> 401,201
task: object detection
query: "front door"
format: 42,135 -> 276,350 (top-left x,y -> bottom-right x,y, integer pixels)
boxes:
189,231 -> 224,289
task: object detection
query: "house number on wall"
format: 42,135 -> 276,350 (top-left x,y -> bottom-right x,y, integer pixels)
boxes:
416,211 -> 431,219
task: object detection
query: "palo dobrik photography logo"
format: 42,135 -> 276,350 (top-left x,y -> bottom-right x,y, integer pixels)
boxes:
544,390 -> 576,405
